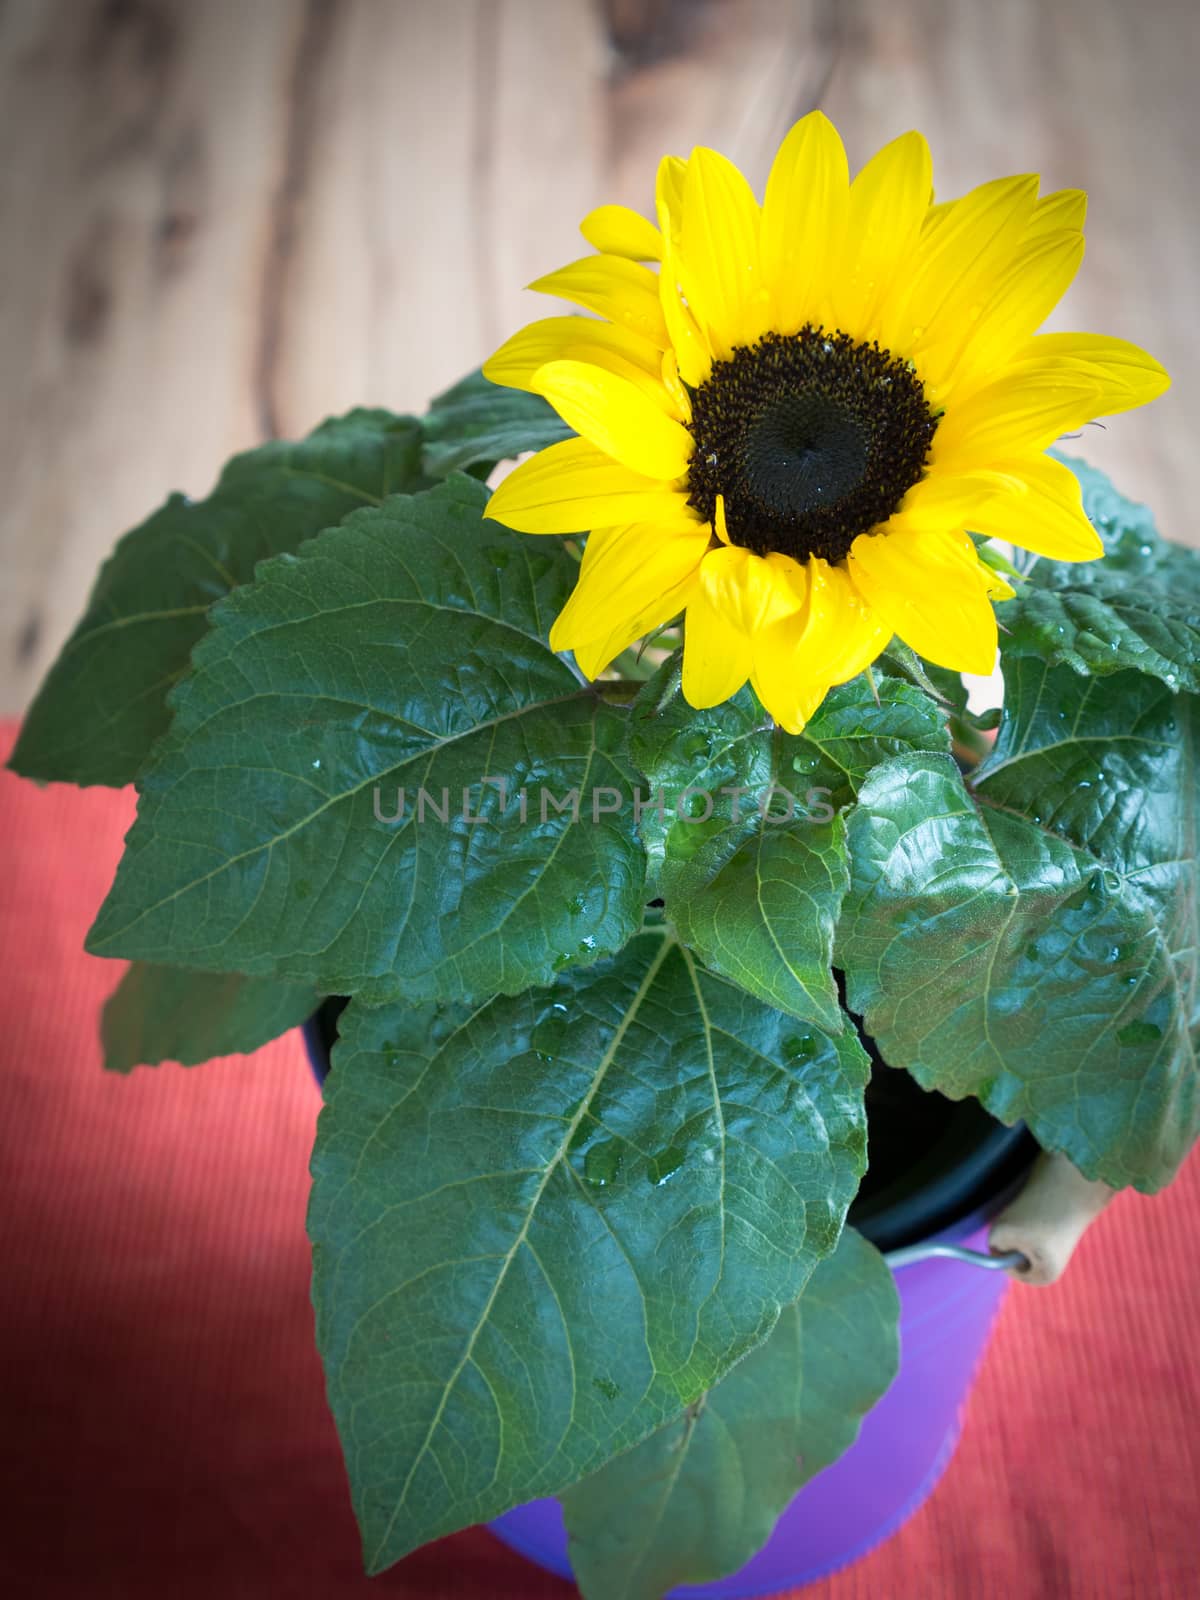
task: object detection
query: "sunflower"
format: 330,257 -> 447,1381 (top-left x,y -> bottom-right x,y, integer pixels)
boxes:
482,113 -> 1169,731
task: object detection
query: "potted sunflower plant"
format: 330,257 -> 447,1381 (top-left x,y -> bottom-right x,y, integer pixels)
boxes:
12,113 -> 1195,1598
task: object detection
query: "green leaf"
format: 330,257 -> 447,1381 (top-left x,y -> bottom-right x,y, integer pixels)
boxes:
308,927 -> 869,1572
628,663 -> 948,1025
838,665 -> 1199,1189
421,368 -> 572,479
880,639 -> 956,705
86,477 -> 646,1004
561,1227 -> 899,1600
101,963 -> 318,1071
10,410 -> 428,788
1000,455 -> 1200,691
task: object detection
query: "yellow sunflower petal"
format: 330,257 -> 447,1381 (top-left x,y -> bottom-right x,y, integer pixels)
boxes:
677,145 -> 763,356
579,204 -> 662,261
485,436 -> 699,535
699,545 -> 802,633
830,130 -> 933,341
920,198 -> 955,239
900,174 -> 1039,355
965,454 -> 1104,560
681,545 -> 802,708
574,567 -> 696,680
660,348 -> 692,419
530,360 -> 694,480
848,525 -> 1000,675
682,581 -> 753,708
900,467 -> 1026,524
754,558 -> 889,729
749,672 -> 833,737
713,494 -> 731,546
659,248 -> 711,390
549,521 -> 711,653
482,316 -> 682,415
924,230 -> 1085,397
527,255 -> 669,348
797,558 -> 892,683
1010,333 -> 1171,414
1028,188 -> 1087,236
932,368 -> 1101,467
760,110 -> 849,334
656,154 -> 688,244
922,182 -> 1083,247
655,154 -> 713,388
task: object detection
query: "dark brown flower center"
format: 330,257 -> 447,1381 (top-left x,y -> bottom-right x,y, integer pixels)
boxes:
686,328 -> 938,564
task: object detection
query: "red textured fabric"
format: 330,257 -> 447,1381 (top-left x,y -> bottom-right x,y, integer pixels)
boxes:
1,718 -> 1196,1599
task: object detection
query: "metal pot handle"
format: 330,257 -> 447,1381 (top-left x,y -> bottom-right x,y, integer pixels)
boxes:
884,1151 -> 1115,1284
884,1242 -> 1030,1273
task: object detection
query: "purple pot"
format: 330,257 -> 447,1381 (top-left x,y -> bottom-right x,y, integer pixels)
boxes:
486,1193 -> 1021,1596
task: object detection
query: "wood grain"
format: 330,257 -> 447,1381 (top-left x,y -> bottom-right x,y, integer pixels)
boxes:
2,0 -> 1195,714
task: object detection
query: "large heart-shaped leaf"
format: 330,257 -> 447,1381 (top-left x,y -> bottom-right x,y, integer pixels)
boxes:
561,1227 -> 899,1600
308,927 -> 869,1571
1001,455 -> 1200,692
102,963 -> 319,1071
86,476 -> 646,1004
838,662 -> 1199,1189
10,409 -> 428,788
628,664 -> 948,1026
421,367 -> 573,479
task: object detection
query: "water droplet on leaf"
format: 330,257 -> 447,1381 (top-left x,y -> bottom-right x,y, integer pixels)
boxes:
1116,1020 -> 1162,1045
783,1033 -> 818,1062
531,1009 -> 568,1059
648,1145 -> 686,1186
584,1141 -> 623,1187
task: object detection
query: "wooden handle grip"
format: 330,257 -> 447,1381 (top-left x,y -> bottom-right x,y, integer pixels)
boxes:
989,1152 -> 1115,1286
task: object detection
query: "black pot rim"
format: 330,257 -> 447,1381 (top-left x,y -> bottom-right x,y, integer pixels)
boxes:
848,1105 -> 1036,1252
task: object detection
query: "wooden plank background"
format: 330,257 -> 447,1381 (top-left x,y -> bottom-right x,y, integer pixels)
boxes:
2,0 -> 1195,715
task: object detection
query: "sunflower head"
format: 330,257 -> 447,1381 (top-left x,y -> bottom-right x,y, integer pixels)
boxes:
483,113 -> 1169,732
